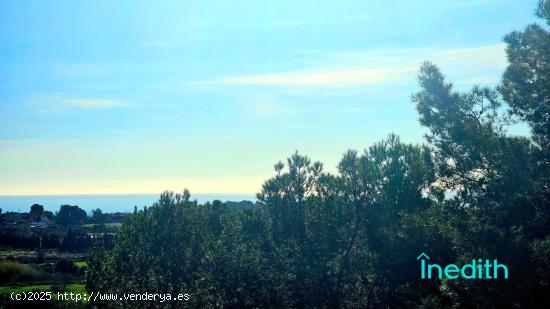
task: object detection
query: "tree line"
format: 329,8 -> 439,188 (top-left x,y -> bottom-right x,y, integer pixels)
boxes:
86,2 -> 550,308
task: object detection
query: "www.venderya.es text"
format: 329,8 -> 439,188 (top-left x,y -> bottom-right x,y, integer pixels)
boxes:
9,291 -> 190,303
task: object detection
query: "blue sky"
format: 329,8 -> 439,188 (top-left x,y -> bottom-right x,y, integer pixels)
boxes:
0,0 -> 540,195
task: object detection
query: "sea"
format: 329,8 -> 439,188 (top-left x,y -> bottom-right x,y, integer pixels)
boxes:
0,193 -> 256,214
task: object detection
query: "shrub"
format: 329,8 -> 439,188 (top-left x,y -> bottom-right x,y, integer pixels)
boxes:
0,260 -> 41,283
55,259 -> 77,275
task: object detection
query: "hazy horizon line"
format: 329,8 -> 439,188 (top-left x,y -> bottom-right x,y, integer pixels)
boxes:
0,192 -> 257,197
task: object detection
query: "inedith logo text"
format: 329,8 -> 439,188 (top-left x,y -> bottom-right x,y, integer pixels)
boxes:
417,253 -> 508,279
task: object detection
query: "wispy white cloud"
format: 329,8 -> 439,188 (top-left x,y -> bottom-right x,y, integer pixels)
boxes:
214,67 -> 416,87
329,44 -> 506,68
432,44 -> 506,70
198,44 -> 506,89
64,98 -> 127,108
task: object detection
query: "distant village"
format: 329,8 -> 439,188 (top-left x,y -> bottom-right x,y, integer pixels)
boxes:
0,204 -> 130,253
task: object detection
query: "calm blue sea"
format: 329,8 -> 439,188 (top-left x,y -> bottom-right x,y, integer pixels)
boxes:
0,193 -> 256,214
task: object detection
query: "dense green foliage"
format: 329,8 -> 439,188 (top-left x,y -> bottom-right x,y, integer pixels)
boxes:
86,2 -> 550,308
29,204 -> 44,221
57,205 -> 87,226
